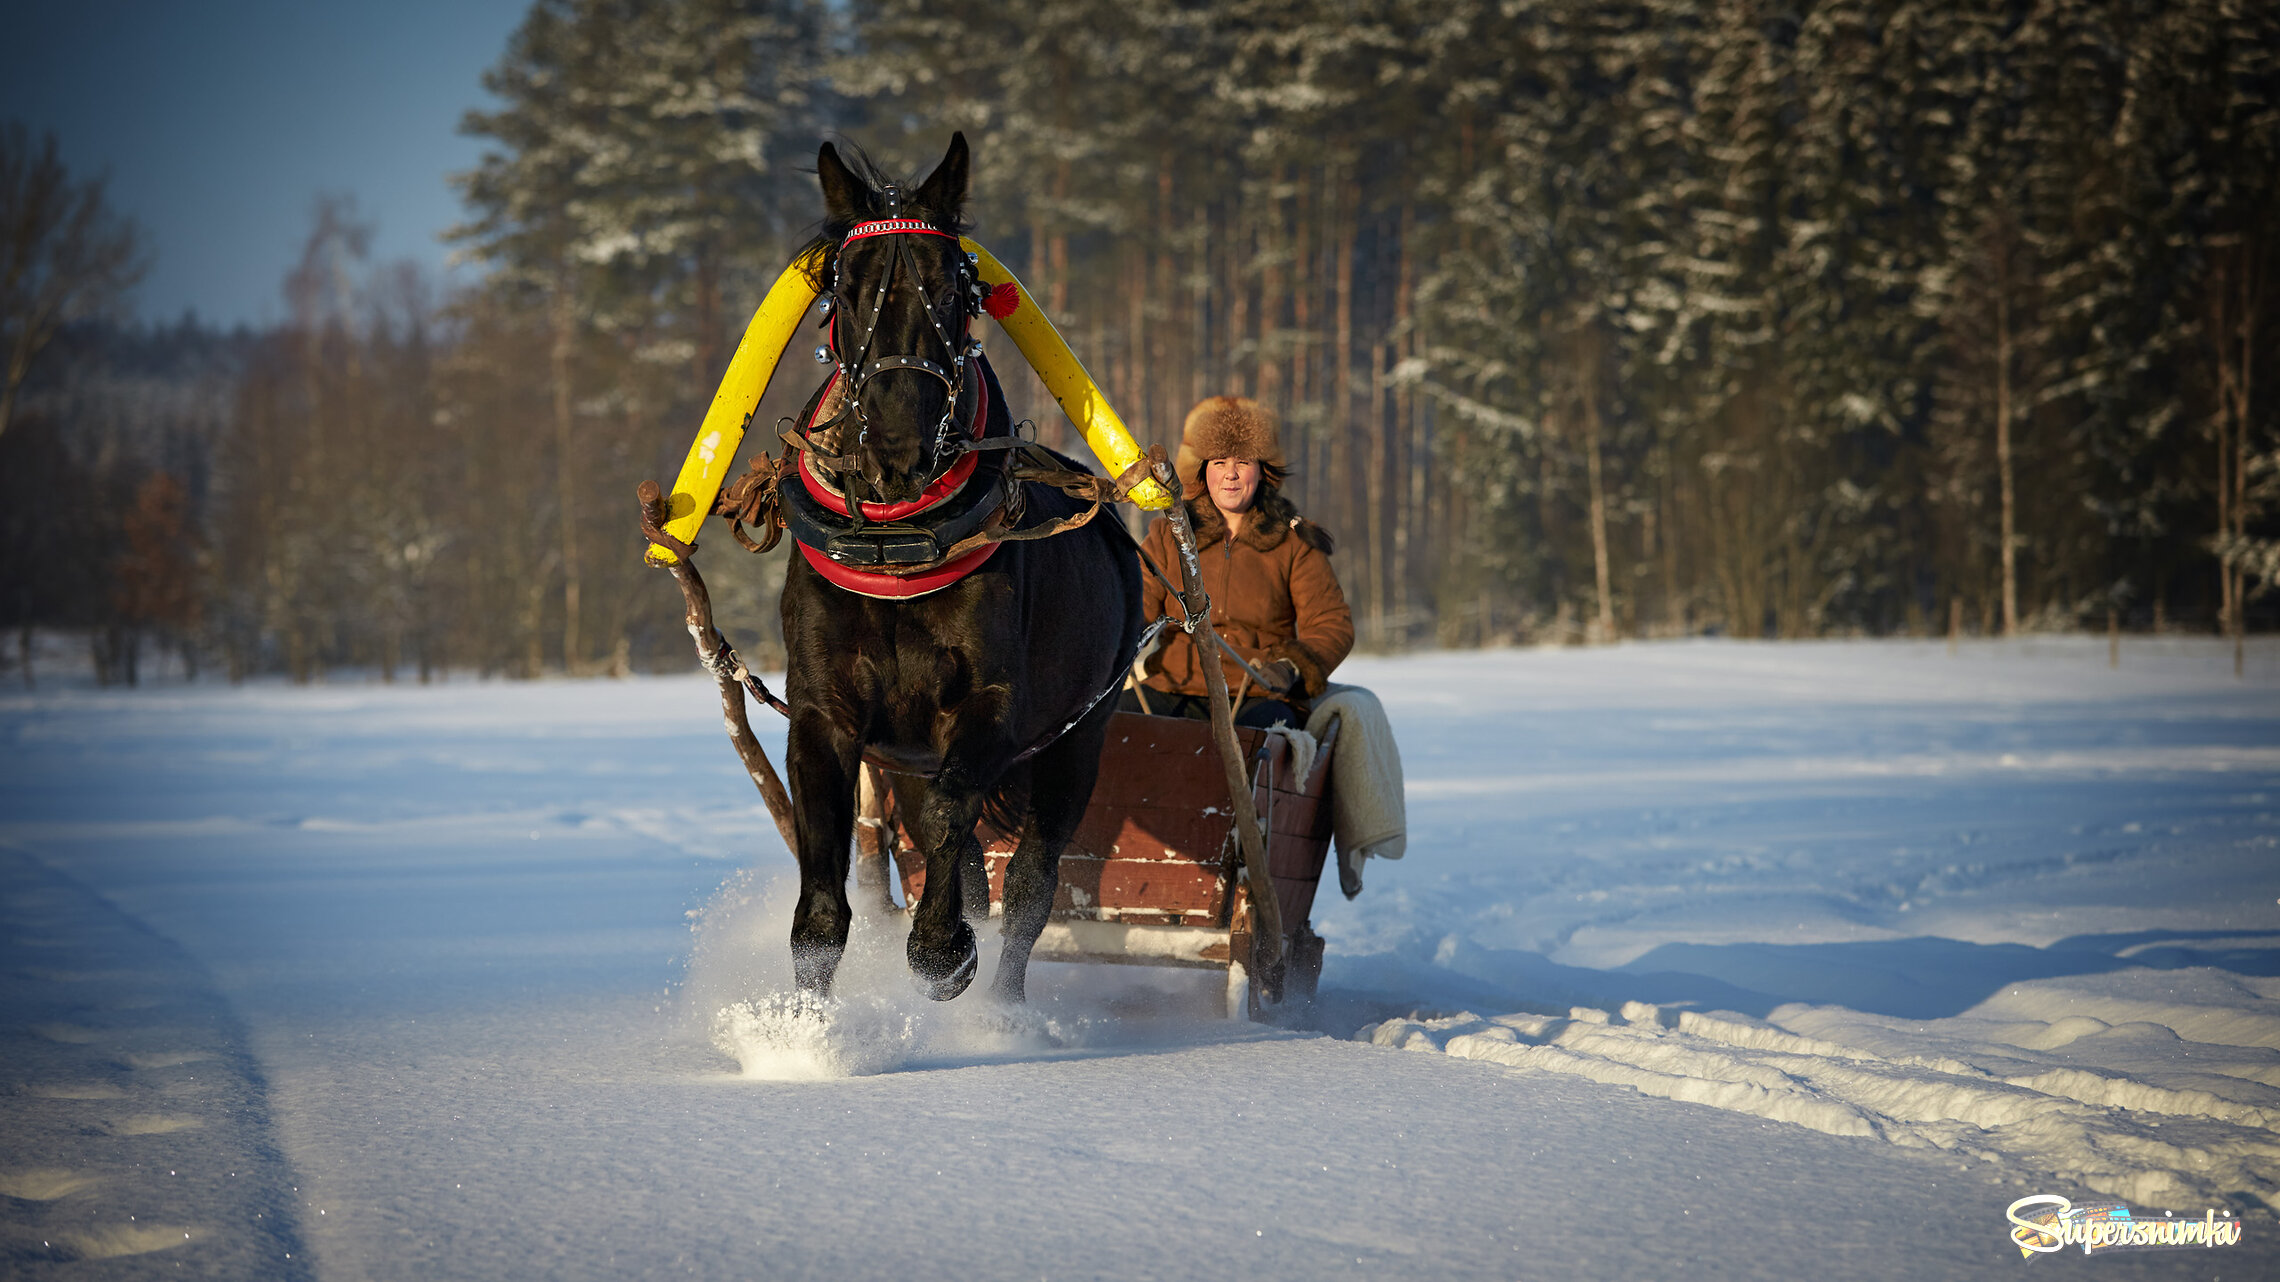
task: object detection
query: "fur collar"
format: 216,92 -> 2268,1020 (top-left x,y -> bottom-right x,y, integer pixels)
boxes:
1186,485 -> 1334,555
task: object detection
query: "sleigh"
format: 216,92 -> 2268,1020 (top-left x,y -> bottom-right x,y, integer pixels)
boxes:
858,710 -> 1340,1019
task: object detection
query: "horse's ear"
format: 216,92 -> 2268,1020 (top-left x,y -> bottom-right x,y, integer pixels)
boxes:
818,141 -> 869,223
912,132 -> 969,224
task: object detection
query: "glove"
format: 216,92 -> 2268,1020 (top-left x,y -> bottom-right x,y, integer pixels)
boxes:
1265,659 -> 1301,695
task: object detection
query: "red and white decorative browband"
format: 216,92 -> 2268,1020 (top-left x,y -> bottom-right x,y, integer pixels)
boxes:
842,218 -> 956,243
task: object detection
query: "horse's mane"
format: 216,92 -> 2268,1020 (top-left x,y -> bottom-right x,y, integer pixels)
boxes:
795,138 -> 974,289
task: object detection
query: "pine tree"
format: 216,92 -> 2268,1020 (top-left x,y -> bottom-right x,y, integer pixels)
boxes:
452,0 -> 832,674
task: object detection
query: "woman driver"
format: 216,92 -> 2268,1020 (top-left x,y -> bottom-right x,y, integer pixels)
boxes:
1120,396 -> 1354,728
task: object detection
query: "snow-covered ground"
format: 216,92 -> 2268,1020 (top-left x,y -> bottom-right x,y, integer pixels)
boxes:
2,636 -> 2276,1278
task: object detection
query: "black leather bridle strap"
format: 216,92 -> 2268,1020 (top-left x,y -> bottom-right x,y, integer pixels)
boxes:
825,219 -> 977,471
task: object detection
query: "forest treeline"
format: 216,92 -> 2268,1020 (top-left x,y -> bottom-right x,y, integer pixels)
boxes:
4,0 -> 2276,685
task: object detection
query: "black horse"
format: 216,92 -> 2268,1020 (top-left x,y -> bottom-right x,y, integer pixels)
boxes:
778,134 -> 1143,1003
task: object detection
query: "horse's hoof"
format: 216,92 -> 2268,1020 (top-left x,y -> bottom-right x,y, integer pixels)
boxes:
913,936 -> 978,1002
792,944 -> 843,995
987,961 -> 1031,1006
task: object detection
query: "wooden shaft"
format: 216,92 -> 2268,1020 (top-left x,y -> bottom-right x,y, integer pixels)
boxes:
666,558 -> 800,854
852,763 -> 896,913
1155,458 -> 1285,997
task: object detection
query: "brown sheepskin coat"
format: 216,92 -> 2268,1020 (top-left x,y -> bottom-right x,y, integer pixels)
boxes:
1137,489 -> 1354,702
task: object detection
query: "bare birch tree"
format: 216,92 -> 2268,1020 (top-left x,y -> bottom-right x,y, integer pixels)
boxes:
0,123 -> 145,441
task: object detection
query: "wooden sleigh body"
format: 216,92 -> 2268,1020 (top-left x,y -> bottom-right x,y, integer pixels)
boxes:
856,710 -> 1340,1018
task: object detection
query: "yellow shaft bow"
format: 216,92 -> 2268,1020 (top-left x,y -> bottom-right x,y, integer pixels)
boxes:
646,240 -> 1169,567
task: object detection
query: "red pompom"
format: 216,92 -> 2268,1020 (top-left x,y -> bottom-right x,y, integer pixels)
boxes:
983,282 -> 1021,320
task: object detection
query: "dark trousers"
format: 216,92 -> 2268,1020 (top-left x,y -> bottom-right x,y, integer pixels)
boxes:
1116,686 -> 1301,730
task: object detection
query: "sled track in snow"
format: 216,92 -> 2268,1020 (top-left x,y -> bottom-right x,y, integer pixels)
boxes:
1362,992 -> 2280,1215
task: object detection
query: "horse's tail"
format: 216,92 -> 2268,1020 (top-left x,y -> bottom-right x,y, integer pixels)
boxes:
977,761 -> 1031,844
885,764 -> 1030,848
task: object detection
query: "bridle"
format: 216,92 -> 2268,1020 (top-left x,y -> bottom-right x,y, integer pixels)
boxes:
817,185 -> 987,489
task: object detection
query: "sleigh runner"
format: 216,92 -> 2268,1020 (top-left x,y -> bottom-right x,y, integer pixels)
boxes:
861,710 -> 1340,1017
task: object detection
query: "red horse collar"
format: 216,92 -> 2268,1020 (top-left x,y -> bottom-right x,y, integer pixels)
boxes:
790,361 -> 1007,599
797,539 -> 1001,599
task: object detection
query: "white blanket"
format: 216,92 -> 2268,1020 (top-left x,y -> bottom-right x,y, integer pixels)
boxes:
1304,683 -> 1406,894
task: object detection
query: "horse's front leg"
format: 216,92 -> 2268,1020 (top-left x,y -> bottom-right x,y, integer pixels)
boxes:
784,706 -> 861,994
906,763 -> 987,1001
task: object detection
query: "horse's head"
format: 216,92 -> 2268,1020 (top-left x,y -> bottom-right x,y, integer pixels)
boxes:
814,134 -> 977,504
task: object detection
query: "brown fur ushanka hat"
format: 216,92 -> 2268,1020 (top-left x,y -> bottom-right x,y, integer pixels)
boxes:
1175,396 -> 1285,498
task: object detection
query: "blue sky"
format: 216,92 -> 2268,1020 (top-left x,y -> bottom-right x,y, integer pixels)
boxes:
1,0 -> 532,328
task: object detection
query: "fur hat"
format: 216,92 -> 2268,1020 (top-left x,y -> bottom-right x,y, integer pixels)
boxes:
1175,396 -> 1285,497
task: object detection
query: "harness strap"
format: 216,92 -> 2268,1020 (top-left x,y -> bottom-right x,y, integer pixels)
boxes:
927,493 -> 1098,565
920,447 -> 1156,566
842,218 -> 955,243
858,353 -> 954,385
944,435 -> 1033,454
780,428 -> 856,475
717,456 -> 790,555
